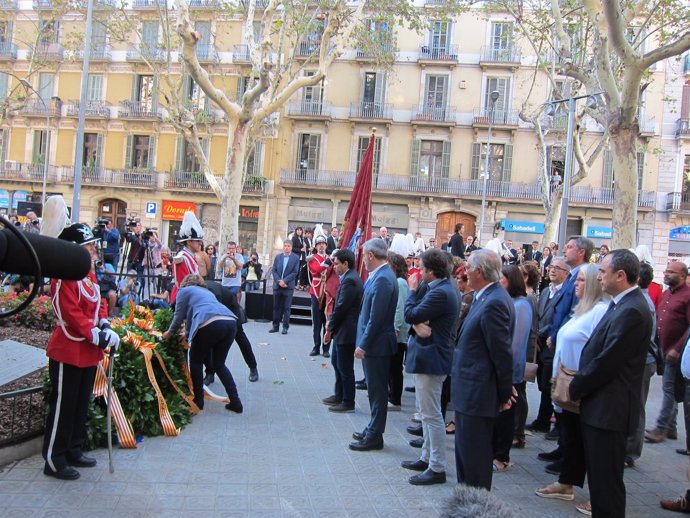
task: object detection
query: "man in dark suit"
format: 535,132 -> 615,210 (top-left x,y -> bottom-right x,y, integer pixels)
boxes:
350,238 -> 398,451
451,249 -> 515,490
528,256 -> 570,432
449,223 -> 465,259
527,240 -> 542,263
570,249 -> 653,518
326,226 -> 339,256
270,240 -> 300,334
322,248 -> 363,413
402,248 -> 459,485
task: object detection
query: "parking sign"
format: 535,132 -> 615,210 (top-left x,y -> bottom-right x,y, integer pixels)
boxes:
145,202 -> 157,219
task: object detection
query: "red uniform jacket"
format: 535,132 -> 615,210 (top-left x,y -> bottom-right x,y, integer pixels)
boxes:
171,247 -> 199,302
308,253 -> 330,300
47,272 -> 108,368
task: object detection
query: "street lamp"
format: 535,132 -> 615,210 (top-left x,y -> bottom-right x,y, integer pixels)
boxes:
477,90 -> 499,244
545,92 -> 602,251
20,79 -> 50,206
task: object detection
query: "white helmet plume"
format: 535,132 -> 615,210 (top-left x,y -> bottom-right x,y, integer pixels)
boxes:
178,211 -> 204,242
40,195 -> 70,239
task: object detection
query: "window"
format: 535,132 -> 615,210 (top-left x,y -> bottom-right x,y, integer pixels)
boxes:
196,21 -> 211,45
175,136 -> 209,172
0,72 -> 8,99
410,139 -> 451,179
637,151 -> 644,190
366,19 -> 391,48
470,142 -> 513,182
361,72 -> 386,116
430,21 -> 450,53
554,24 -> 582,65
184,76 -> 207,109
425,75 -> 448,108
603,149 -> 644,190
33,130 -> 48,164
683,155 -> 690,196
302,71 -> 323,114
356,136 -> 381,179
246,141 -> 263,177
92,22 -> 106,52
83,133 -> 103,170
87,74 -> 103,101
38,20 -> 58,45
490,21 -> 513,58
125,135 -> 155,170
237,76 -> 252,101
142,21 -> 158,49
296,133 -> 320,172
546,145 -> 564,190
38,72 -> 54,103
0,21 -> 12,44
132,75 -> 155,110
484,77 -> 510,120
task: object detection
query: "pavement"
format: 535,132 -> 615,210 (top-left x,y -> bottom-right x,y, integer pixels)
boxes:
0,320 -> 688,517
0,339 -> 47,387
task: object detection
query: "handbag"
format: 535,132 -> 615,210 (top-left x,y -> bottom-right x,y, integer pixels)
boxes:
236,304 -> 248,324
551,361 -> 580,414
525,345 -> 538,383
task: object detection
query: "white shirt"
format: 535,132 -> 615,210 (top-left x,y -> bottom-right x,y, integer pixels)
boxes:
553,300 -> 609,377
612,285 -> 638,305
473,282 -> 495,303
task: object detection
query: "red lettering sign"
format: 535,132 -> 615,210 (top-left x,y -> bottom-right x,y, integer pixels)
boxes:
162,200 -> 197,221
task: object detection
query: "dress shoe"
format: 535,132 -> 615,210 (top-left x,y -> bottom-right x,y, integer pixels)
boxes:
407,424 -> 423,437
67,454 -> 97,468
352,430 -> 366,441
203,373 -> 215,386
401,459 -> 429,471
645,427 -> 668,443
624,456 -> 635,468
268,327 -> 279,333
248,367 -> 259,382
409,468 -> 446,486
309,347 -> 320,357
409,437 -> 424,448
545,428 -> 560,441
545,460 -> 562,475
281,328 -> 288,335
322,349 -> 330,358
538,449 -> 563,462
526,420 -> 551,433
322,395 -> 340,406
328,403 -> 354,413
404,386 -> 416,393
44,465 -> 80,480
349,437 -> 383,451
660,496 -> 690,513
677,448 -> 690,456
225,400 -> 243,414
355,381 -> 367,391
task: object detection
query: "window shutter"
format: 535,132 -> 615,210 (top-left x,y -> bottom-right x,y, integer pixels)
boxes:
87,74 -> 103,101
602,149 -> 613,188
471,142 -> 481,179
96,133 -> 104,168
252,141 -> 262,176
125,135 -> 133,169
441,141 -> 451,178
637,151 -> 644,190
374,72 -> 386,106
202,137 -> 210,159
195,21 -> 211,45
147,136 -> 156,170
0,128 -> 7,164
409,139 -> 421,177
502,144 -> 513,182
0,72 -> 7,98
131,75 -> 139,101
682,83 -> 690,119
175,135 -> 185,171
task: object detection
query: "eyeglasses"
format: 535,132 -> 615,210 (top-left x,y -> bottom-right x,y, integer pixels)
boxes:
549,265 -> 569,273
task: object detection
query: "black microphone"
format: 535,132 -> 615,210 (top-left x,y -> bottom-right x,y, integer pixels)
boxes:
0,229 -> 92,280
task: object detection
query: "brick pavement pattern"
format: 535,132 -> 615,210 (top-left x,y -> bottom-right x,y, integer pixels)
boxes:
0,321 -> 688,517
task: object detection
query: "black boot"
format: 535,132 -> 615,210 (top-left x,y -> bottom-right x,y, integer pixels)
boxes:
203,373 -> 215,386
309,346 -> 320,356
322,343 -> 330,358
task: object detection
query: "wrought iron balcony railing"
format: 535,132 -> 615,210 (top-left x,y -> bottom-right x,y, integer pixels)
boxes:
163,170 -> 266,194
126,46 -> 165,62
419,44 -> 458,61
118,100 -> 162,120
0,162 -> 56,183
61,166 -> 156,188
131,0 -> 160,7
32,0 -> 52,8
0,42 -> 17,59
28,42 -> 64,61
297,40 -> 321,57
349,101 -> 392,119
355,43 -> 393,59
20,98 -> 61,117
287,100 -> 331,117
195,44 -> 219,62
65,100 -> 111,118
676,119 -> 690,138
480,45 -> 521,64
412,104 -> 456,123
189,0 -> 218,7
0,0 -> 17,9
667,192 -> 690,212
75,45 -> 112,61
232,44 -> 251,63
472,108 -> 520,126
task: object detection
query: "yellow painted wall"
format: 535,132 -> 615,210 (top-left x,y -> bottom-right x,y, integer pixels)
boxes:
7,126 -> 25,162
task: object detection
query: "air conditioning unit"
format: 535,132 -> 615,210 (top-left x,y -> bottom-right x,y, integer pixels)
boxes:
4,160 -> 17,170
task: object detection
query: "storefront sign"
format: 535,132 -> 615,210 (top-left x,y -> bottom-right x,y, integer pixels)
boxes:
586,226 -> 612,239
162,200 -> 197,221
0,190 -> 8,209
670,226 -> 690,241
239,205 -> 260,222
503,220 -> 545,234
11,190 -> 28,209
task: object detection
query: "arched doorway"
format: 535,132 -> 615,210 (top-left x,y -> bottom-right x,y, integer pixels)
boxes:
99,198 -> 128,234
436,212 -> 476,248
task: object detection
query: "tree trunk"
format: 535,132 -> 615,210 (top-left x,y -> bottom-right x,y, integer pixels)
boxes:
543,189 -> 563,247
610,126 -> 638,249
218,123 -> 249,248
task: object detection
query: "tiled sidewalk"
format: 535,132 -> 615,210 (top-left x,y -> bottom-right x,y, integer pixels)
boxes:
0,320 -> 687,517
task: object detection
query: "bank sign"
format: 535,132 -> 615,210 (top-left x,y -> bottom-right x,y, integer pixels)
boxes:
503,220 -> 545,234
586,226 -> 613,239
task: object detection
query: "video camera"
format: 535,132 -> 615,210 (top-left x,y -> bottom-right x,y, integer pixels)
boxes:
142,227 -> 157,243
92,218 -> 111,248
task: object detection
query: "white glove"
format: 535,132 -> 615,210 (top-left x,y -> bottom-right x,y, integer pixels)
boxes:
99,318 -> 111,330
91,327 -> 120,351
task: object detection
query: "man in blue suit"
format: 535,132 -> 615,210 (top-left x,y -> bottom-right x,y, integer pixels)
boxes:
270,240 -> 300,334
350,238 -> 398,451
402,248 -> 459,485
451,249 -> 515,490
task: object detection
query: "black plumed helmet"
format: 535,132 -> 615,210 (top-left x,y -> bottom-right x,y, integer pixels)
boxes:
58,223 -> 100,245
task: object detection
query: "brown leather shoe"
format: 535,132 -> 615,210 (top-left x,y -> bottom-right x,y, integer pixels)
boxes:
645,428 -> 667,443
660,496 -> 690,513
668,429 -> 679,440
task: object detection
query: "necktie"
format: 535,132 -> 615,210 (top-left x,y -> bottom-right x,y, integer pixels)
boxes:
608,300 -> 616,311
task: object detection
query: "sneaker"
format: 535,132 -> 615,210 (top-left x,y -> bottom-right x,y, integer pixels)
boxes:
576,501 -> 592,516
387,402 -> 402,412
322,395 -> 339,406
328,403 -> 355,413
411,412 -> 422,423
535,482 -> 575,501
660,496 -> 690,513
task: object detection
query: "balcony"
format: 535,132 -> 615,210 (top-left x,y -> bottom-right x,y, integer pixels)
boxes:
286,100 -> 331,120
676,119 -> 690,139
667,192 -> 690,213
65,100 -> 111,118
131,0 -> 160,8
163,171 -> 266,194
0,0 -> 17,9
75,45 -> 112,61
0,162 -> 56,184
94,0 -> 117,7
479,45 -> 521,68
19,98 -> 61,117
424,0 -> 448,5
412,104 -> 456,125
126,46 -> 165,62
28,42 -> 64,61
61,166 -> 156,189
349,101 -> 393,121
189,0 -> 217,8
296,40 -> 321,58
0,42 -> 17,60
355,43 -> 393,61
32,0 -> 52,8
639,117 -> 656,137
118,100 -> 162,120
232,44 -> 251,63
195,44 -> 219,63
183,102 -> 223,124
418,44 -> 458,65
472,108 -> 520,129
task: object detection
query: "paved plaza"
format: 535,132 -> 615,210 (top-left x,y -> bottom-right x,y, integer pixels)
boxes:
0,320 -> 688,517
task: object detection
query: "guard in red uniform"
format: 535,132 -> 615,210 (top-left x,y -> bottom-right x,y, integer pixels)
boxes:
308,235 -> 332,357
40,196 -> 120,480
170,211 -> 203,303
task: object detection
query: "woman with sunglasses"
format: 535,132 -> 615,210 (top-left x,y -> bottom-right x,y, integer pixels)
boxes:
205,244 -> 218,280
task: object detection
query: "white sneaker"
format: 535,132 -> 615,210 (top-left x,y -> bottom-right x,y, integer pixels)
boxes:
411,412 -> 422,423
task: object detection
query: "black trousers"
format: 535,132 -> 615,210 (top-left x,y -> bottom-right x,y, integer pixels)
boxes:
43,359 -> 96,473
493,397 -> 516,463
559,410 -> 587,487
441,375 -> 451,421
310,294 -> 326,349
455,411 -> 495,490
388,343 -> 406,406
204,321 -> 257,375
332,341 -> 355,407
513,382 -> 528,441
581,422 -> 626,518
272,288 -> 294,329
190,320 -> 239,409
362,355 -> 391,439
535,358 -> 555,426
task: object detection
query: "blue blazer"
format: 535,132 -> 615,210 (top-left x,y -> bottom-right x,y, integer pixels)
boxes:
404,277 -> 459,375
451,282 -> 515,418
550,269 -> 578,344
168,285 -> 236,344
356,264 -> 398,357
271,252 -> 300,290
